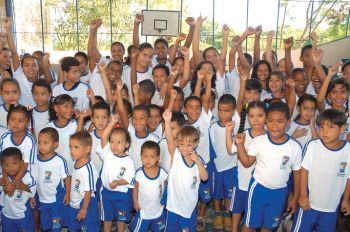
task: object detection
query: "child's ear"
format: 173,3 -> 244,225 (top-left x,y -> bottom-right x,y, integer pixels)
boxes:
340,124 -> 346,134
62,70 -> 68,77
84,145 -> 91,155
54,141 -> 59,150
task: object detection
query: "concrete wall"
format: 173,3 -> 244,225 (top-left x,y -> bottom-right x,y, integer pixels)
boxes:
319,37 -> 350,67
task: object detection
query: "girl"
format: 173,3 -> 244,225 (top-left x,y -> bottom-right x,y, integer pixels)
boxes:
97,115 -> 135,232
226,101 -> 267,232
32,79 -> 52,140
0,78 -> 21,127
251,60 -> 272,96
287,94 -> 318,147
149,104 -> 163,138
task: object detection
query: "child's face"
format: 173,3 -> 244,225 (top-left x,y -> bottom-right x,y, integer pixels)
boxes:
204,48 -> 219,68
200,63 -> 214,87
141,148 -> 160,168
132,109 -> 149,132
74,55 -> 88,75
277,59 -> 286,73
300,49 -> 313,67
266,111 -> 288,140
92,109 -> 109,130
174,59 -> 184,75
177,138 -> 197,157
121,88 -> 129,100
248,107 -> 266,130
173,93 -> 184,112
69,138 -> 90,161
268,75 -> 284,93
319,120 -> 345,145
184,99 -> 202,121
153,69 -> 168,89
2,156 -> 22,176
329,84 -> 348,108
170,121 -> 181,139
64,66 -> 81,83
244,89 -> 261,103
298,100 -> 316,121
107,63 -> 123,83
1,82 -> 20,105
0,50 -> 11,70
38,133 -> 57,156
22,57 -> 39,80
32,86 -> 51,107
218,103 -> 234,123
293,72 -> 308,94
257,63 -> 269,82
342,65 -> 350,83
149,108 -> 162,131
111,44 -> 125,62
54,102 -> 74,120
154,42 -> 168,59
138,48 -> 153,68
110,132 -> 129,155
311,68 -> 321,90
8,111 -> 28,133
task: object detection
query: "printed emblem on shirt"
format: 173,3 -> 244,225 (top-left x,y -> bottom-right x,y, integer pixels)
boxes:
338,162 -> 347,177
118,167 -> 126,178
280,156 -> 290,170
15,190 -> 24,201
191,176 -> 198,189
44,171 -> 53,183
73,97 -> 78,104
158,183 -> 163,198
73,179 -> 81,192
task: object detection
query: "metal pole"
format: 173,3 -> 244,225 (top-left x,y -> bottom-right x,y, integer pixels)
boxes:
275,0 -> 281,51
40,0 -> 45,51
110,0 -> 112,44
146,0 -> 148,43
75,0 -> 79,51
180,0 -> 183,33
245,0 -> 249,52
309,0 -> 314,44
346,6 -> 350,37
5,0 -> 16,48
212,0 -> 214,47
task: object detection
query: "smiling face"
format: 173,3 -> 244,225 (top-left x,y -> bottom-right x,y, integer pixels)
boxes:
328,83 -> 348,109
54,102 -> 74,121
132,109 -> 149,133
154,42 -> 168,60
268,74 -> 284,94
111,43 -> 125,62
149,108 -> 162,132
204,48 -> 219,68
22,56 -> 39,81
109,131 -> 129,155
184,98 -> 202,122
266,111 -> 289,142
1,82 -> 20,106
293,71 -> 308,95
153,68 -> 168,89
0,49 -> 11,70
257,63 -> 269,83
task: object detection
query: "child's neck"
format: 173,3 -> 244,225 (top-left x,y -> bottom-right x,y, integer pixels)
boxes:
114,151 -> 126,157
75,156 -> 90,168
183,155 -> 194,166
12,130 -> 26,144
271,90 -> 284,98
148,126 -> 156,132
269,133 -> 288,144
136,64 -> 147,73
250,128 -> 265,137
186,117 -> 198,124
56,117 -> 69,127
332,104 -> 346,113
143,165 -> 159,178
323,139 -> 344,150
136,129 -> 148,138
95,128 -> 104,138
259,80 -> 267,89
40,151 -> 55,160
63,80 -> 77,90
296,117 -> 309,125
35,103 -> 49,111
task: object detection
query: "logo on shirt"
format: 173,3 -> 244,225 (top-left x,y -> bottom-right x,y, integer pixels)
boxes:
280,156 -> 290,170
15,190 -> 24,201
73,97 -> 78,104
118,167 -> 126,178
338,162 -> 347,177
73,179 -> 81,192
44,171 -> 53,183
158,183 -> 163,198
191,176 -> 198,189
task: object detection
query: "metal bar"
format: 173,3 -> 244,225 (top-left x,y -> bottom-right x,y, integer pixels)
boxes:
275,0 -> 281,50
110,0 -> 113,44
40,0 -> 45,51
346,5 -> 350,37
5,0 -> 16,49
309,0 -> 314,44
246,0 -> 249,52
180,0 -> 183,33
146,0 -> 148,43
75,0 -> 79,50
212,0 -> 215,47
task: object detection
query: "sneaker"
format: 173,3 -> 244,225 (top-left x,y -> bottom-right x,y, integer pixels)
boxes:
223,215 -> 232,231
213,215 -> 223,230
196,216 -> 205,231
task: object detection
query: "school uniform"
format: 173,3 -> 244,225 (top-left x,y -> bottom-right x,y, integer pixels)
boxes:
287,120 -> 314,148
0,104 -> 9,128
159,138 -> 171,173
121,66 -> 153,94
13,67 -> 35,107
32,107 -> 50,140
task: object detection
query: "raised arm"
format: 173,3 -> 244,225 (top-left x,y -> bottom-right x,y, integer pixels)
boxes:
236,65 -> 250,114
132,84 -> 140,107
192,15 -> 207,67
178,46 -> 190,88
87,18 -> 102,70
97,63 -> 114,105
169,33 -> 186,65
285,79 -> 296,117
235,133 -> 256,167
265,30 -> 276,71
162,68 -> 178,109
130,50 -> 138,101
115,80 -> 130,129
253,25 -> 262,64
193,70 -> 204,97
102,114 -> 119,148
284,37 -> 294,80
76,109 -> 92,132
163,110 -> 176,163
312,48 -> 327,83
228,36 -> 239,72
202,70 -> 213,114
133,14 -> 144,48
184,17 -> 195,48
4,17 -> 20,72
42,53 -> 54,83
166,89 -> 177,111
217,24 -> 230,77
316,65 -> 337,111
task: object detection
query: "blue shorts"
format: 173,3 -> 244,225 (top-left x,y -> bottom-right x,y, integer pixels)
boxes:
230,187 -> 248,214
40,201 -> 63,232
100,187 -> 132,222
199,161 -> 215,203
130,210 -> 166,232
165,210 -> 196,232
213,167 -> 237,200
96,178 -> 102,202
2,210 -> 33,232
243,179 -> 288,230
291,208 -> 338,232
68,196 -> 99,232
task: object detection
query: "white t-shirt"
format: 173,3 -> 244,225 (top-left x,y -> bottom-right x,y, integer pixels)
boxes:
97,143 -> 135,192
46,120 -> 77,173
135,167 -> 167,219
70,160 -> 98,209
80,72 -> 91,84
151,57 -> 171,69
128,124 -> 159,169
306,82 -> 317,97
121,66 -> 153,93
302,139 -> 350,212
0,104 -> 8,128
166,149 -> 205,218
32,107 -> 50,140
35,153 -> 69,203
52,82 -> 90,111
159,138 -> 171,173
248,133 -> 302,189
89,67 -> 107,100
151,89 -> 165,106
0,171 -> 36,219
287,120 -> 314,148
90,130 -> 103,175
13,67 -> 35,107
225,69 -> 240,100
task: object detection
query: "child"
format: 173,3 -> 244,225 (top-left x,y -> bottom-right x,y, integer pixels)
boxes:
74,51 -> 90,84
159,111 -> 186,172
235,101 -> 302,231
151,64 -> 170,106
135,80 -> 156,106
68,131 -> 99,232
227,101 -> 267,232
0,78 -> 21,127
152,38 -> 171,68
251,60 -> 271,95
288,94 -> 318,147
163,110 -> 208,231
293,68 -> 308,98
209,94 -> 238,231
36,127 -> 70,232
32,79 -> 51,140
131,141 -> 168,232
97,115 -> 135,232
291,109 -> 350,231
116,80 -> 159,169
149,104 -> 163,138
0,147 -> 36,231
52,57 -> 90,112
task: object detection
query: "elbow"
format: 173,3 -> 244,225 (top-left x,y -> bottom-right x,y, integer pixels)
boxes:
201,174 -> 208,182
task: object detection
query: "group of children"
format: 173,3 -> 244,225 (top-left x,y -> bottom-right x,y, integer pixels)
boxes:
0,12 -> 348,232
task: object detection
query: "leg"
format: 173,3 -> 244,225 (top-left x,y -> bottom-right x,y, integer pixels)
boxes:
260,228 -> 273,232
103,221 -> 112,232
232,213 -> 241,232
291,207 -> 317,232
117,221 -> 125,232
242,224 -> 255,232
34,209 -> 40,232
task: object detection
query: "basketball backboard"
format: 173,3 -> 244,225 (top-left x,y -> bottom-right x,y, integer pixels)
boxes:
141,10 -> 180,37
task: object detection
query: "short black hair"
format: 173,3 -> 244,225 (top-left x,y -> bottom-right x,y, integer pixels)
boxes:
301,44 -> 312,57
184,95 -> 202,108
317,108 -> 347,127
139,42 -> 153,52
74,51 -> 88,65
70,131 -> 92,148
110,127 -> 131,148
218,94 -> 236,109
342,61 -> 350,72
173,86 -> 184,97
297,94 -> 317,107
154,38 -> 169,49
139,79 -> 156,97
171,111 -> 186,126
149,104 -> 162,115
244,53 -> 253,65
39,127 -> 59,143
292,68 -> 305,75
133,104 -> 150,117
172,56 -> 184,66
267,101 -> 290,120
111,41 -> 125,53
107,60 -> 124,73
92,101 -> 110,117
141,141 -> 160,157
152,64 -> 170,77
251,60 -> 272,80
246,78 -> 262,93
247,101 -> 267,114
113,99 -> 132,116
61,57 -> 80,72
31,78 -> 52,93
1,147 -> 23,163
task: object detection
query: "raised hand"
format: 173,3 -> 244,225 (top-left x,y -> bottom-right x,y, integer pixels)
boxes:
134,14 -> 144,24
312,49 -> 324,65
310,32 -> 318,42
232,35 -> 241,47
196,14 -> 207,25
226,121 -> 235,132
255,25 -> 262,36
222,24 -> 230,36
234,133 -> 246,145
186,17 -> 196,26
3,17 -> 11,29
267,30 -> 275,39
176,32 -> 187,42
284,37 -> 294,49
246,26 -> 255,36
162,110 -> 172,122
98,62 -> 107,73
179,46 -> 189,56
109,114 -> 120,125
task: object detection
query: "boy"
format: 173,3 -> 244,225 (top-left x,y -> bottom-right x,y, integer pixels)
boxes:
36,128 -> 71,232
209,94 -> 238,231
292,68 -> 308,98
235,101 -> 302,231
53,57 -> 90,111
292,109 -> 350,232
0,147 -> 36,231
152,38 -> 171,68
131,141 -> 168,232
116,80 -> 159,169
137,80 -> 156,106
68,131 -> 99,232
159,111 -> 186,172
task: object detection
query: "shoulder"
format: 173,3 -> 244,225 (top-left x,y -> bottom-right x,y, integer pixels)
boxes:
148,132 -> 160,141
1,130 -> 12,139
160,166 -> 168,176
78,81 -> 89,89
135,167 -> 143,176
289,136 -> 303,150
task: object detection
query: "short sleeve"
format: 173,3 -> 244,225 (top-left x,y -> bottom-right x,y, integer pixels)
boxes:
301,142 -> 313,171
96,143 -> 111,161
247,139 -> 258,157
291,144 -> 302,171
59,157 -> 70,179
201,107 -> 212,124
82,166 -> 96,192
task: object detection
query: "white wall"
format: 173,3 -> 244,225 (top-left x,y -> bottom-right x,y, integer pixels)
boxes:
319,37 -> 350,67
